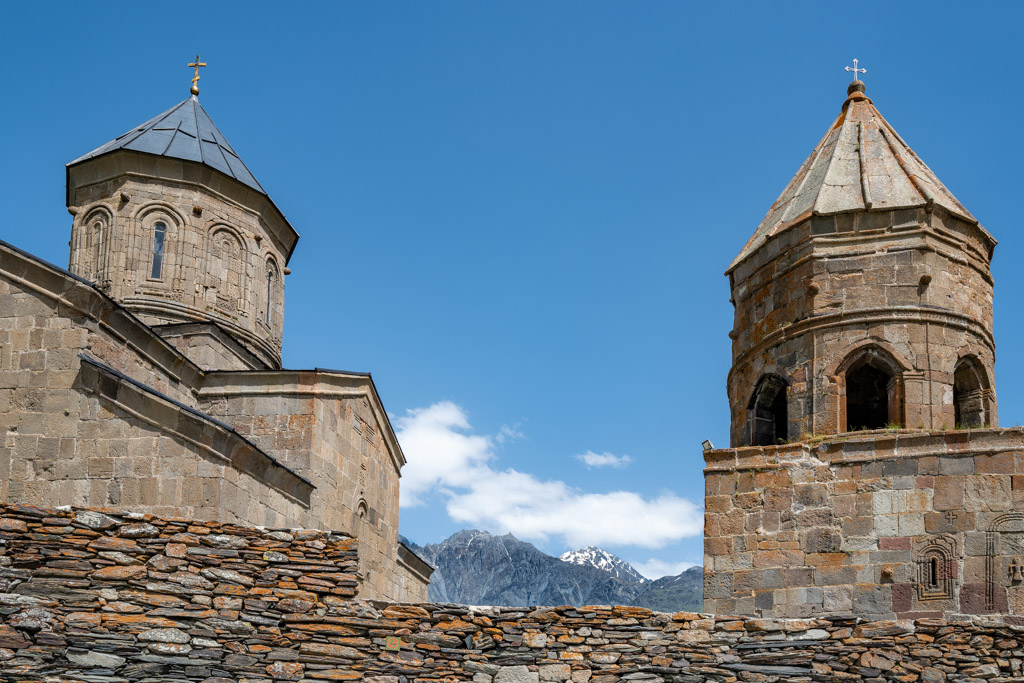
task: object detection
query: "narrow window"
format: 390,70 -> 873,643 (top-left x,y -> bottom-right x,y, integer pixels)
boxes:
265,266 -> 275,325
151,222 -> 167,279
846,361 -> 892,431
748,375 -> 788,446
954,357 -> 987,428
929,557 -> 938,587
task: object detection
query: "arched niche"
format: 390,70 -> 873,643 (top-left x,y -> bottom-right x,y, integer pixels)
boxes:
838,345 -> 906,432
76,206 -> 113,282
747,374 -> 788,446
954,355 -> 991,428
207,227 -> 247,313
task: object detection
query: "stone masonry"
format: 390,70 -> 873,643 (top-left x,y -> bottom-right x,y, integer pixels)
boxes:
6,503 -> 1024,682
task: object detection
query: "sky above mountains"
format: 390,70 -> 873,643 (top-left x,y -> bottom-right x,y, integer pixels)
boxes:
3,2 -> 1023,577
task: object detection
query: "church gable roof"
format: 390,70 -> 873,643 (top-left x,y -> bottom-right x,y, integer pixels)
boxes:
729,82 -> 983,272
68,96 -> 265,194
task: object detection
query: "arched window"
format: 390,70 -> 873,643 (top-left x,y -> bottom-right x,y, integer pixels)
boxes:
150,221 -> 167,279
843,348 -> 903,431
954,356 -> 989,428
265,260 -> 278,326
748,374 -> 788,446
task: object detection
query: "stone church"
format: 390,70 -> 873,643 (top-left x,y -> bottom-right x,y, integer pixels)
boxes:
703,75 -> 1024,620
0,75 -> 431,601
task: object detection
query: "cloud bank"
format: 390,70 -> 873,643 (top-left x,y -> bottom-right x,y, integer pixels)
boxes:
630,558 -> 699,581
396,402 -> 702,549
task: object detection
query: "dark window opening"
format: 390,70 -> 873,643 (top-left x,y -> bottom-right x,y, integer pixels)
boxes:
929,557 -> 938,587
749,375 -> 788,446
846,362 -> 891,431
151,222 -> 166,279
954,358 -> 987,428
265,266 -> 276,325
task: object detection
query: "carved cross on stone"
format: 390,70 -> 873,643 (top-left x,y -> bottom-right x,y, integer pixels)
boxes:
845,58 -> 866,80
945,510 -> 959,524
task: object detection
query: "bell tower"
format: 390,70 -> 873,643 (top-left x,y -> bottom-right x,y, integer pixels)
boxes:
726,77 -> 997,446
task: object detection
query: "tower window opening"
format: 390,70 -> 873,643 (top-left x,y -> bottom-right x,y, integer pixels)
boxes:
265,265 -> 276,325
748,375 -> 788,446
929,557 -> 939,587
846,361 -> 892,431
151,222 -> 167,279
954,357 -> 988,428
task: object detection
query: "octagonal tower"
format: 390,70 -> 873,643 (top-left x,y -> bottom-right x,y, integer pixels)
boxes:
727,80 -> 997,446
65,90 -> 298,369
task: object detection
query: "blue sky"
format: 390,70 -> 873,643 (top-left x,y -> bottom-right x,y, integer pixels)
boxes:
3,2 -> 1023,578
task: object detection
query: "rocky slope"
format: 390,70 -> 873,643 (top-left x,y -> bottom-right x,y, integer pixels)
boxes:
408,529 -> 701,610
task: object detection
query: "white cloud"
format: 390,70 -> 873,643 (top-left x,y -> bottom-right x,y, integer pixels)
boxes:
396,402 -> 703,549
630,558 -> 699,581
574,450 -> 632,469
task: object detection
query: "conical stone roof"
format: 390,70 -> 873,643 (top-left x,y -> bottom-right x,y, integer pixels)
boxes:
68,95 -> 265,194
729,81 -> 984,272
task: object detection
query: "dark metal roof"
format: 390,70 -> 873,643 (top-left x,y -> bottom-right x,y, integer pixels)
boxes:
68,95 -> 265,194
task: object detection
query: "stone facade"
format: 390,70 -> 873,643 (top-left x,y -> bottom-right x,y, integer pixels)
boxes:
704,429 -> 1024,620
5,503 -> 1024,683
68,154 -> 294,370
705,80 -> 1016,620
0,88 -> 430,601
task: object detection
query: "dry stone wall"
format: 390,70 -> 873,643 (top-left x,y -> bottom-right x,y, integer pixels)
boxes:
6,504 -> 1024,682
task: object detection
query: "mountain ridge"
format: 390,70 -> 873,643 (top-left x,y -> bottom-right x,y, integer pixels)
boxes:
406,529 -> 701,611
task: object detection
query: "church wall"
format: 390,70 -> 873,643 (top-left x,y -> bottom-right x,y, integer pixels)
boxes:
69,159 -> 288,369
0,256 -> 312,528
198,372 -> 427,601
704,428 -> 1024,620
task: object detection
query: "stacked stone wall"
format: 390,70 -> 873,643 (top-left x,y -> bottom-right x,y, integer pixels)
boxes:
6,504 -> 1024,682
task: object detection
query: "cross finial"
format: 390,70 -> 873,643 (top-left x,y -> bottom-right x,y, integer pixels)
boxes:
188,55 -> 207,96
845,58 -> 866,81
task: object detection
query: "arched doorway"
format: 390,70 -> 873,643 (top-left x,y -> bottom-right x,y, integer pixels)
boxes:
954,356 -> 989,428
843,348 -> 904,432
748,374 -> 788,446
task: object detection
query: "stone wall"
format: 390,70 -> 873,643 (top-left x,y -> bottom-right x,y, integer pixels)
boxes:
704,427 -> 1024,620
5,504 -> 1024,683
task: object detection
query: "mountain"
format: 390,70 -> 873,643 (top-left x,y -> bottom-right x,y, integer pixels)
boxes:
632,567 -> 704,612
407,530 -> 702,612
559,545 -> 647,583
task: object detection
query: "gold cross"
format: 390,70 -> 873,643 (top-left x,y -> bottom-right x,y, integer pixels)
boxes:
188,55 -> 207,96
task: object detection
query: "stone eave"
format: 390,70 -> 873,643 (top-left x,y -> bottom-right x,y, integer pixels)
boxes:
78,354 -> 313,505
0,238 -> 206,391
66,149 -> 299,264
152,321 -> 269,371
198,369 -> 407,474
725,204 -> 996,278
397,541 -> 434,583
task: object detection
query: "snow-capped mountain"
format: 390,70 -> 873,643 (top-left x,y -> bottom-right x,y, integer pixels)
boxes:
406,530 -> 701,610
559,545 -> 648,583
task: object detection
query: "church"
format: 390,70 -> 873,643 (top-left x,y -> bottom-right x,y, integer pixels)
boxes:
0,62 -> 431,601
704,72 -> 1024,620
